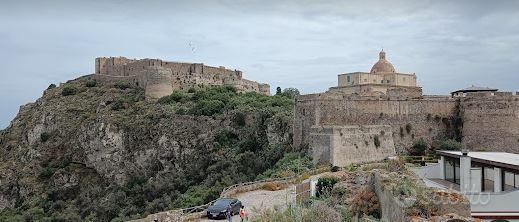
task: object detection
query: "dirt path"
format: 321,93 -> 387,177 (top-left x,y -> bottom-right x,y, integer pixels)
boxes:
198,186 -> 296,221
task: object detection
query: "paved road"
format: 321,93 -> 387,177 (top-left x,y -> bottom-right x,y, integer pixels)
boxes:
198,186 -> 296,222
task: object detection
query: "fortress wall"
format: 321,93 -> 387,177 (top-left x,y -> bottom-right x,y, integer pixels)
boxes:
94,57 -> 270,96
143,67 -> 173,99
460,94 -> 519,152
310,125 -> 396,166
295,97 -> 459,153
91,74 -> 146,88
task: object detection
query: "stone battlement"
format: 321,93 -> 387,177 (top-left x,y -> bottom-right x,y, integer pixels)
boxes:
294,50 -> 519,166
93,57 -> 270,99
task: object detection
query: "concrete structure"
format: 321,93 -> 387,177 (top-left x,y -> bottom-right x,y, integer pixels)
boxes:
414,151 -> 519,221
92,57 -> 270,99
294,50 -> 519,166
451,86 -> 498,98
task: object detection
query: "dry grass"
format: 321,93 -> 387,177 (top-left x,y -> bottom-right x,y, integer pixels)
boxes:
262,182 -> 288,191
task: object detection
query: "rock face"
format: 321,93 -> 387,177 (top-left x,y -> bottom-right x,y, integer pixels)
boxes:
0,76 -> 292,221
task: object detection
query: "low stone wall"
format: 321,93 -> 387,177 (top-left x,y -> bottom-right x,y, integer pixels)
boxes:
372,172 -> 408,221
372,171 -> 471,222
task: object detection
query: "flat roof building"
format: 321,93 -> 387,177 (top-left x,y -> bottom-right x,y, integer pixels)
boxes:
415,151 -> 519,221
451,86 -> 498,98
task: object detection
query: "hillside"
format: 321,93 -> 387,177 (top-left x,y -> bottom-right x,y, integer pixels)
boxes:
0,75 -> 300,221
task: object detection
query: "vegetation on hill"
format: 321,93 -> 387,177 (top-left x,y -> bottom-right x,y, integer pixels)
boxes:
0,77 -> 303,221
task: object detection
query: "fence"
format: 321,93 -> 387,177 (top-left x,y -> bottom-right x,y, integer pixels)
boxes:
400,155 -> 439,165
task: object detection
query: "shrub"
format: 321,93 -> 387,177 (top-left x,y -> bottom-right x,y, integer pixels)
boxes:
408,138 -> 428,155
187,87 -> 196,93
61,86 -> 76,96
190,100 -> 225,116
349,185 -> 381,218
373,135 -> 381,148
316,176 -> 339,198
405,123 -> 412,134
111,100 -> 125,111
157,91 -> 186,104
47,84 -> 56,90
40,132 -> 50,142
331,166 -> 340,172
439,139 -> 462,150
303,202 -> 343,222
114,81 -> 131,90
276,87 -> 282,95
85,80 -> 97,87
232,112 -> 246,127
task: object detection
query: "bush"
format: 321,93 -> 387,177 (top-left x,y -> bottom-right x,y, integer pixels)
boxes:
349,186 -> 380,218
47,84 -> 56,90
409,138 -> 428,155
157,91 -> 186,104
85,80 -> 97,87
111,100 -> 125,111
40,132 -> 50,142
405,123 -> 412,134
39,167 -> 56,179
331,166 -> 340,172
114,81 -> 131,90
190,99 -> 225,116
439,139 -> 462,150
61,86 -> 76,96
373,135 -> 380,148
316,176 -> 339,198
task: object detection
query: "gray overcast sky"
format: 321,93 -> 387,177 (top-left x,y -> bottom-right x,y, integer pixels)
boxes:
1,0 -> 519,129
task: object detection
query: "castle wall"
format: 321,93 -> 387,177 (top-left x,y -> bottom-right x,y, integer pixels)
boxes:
310,125 -> 396,166
93,57 -> 269,97
143,67 -> 173,99
294,94 -> 458,154
460,92 -> 519,153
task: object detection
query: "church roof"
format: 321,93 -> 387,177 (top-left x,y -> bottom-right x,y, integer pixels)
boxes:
370,50 -> 396,74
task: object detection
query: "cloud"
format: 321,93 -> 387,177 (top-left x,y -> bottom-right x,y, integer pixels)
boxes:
1,0 -> 519,128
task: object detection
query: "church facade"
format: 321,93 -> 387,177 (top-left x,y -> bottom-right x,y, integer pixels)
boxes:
328,50 -> 421,97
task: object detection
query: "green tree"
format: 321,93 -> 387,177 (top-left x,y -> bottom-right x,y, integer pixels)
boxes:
409,138 -> 428,155
276,87 -> 282,95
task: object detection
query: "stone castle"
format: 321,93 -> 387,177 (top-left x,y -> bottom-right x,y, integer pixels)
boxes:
294,50 -> 519,167
92,57 -> 270,99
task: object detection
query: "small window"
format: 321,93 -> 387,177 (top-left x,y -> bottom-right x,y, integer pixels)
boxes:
380,80 -> 384,84
347,76 -> 350,82
364,79 -> 367,82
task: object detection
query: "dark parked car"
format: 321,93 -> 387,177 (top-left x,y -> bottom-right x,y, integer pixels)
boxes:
206,198 -> 242,219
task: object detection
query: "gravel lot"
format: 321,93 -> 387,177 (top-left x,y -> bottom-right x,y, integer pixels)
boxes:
198,186 -> 296,221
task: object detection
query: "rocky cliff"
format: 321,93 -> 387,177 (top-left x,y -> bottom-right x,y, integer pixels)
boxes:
0,76 -> 295,221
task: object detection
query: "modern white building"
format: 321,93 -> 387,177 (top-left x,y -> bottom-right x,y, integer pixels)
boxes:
414,151 -> 519,222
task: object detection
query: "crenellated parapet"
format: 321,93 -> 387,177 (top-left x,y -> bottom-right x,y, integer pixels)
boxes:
93,57 -> 270,99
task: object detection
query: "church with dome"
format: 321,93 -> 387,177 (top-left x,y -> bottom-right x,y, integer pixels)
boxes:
329,50 -> 422,97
